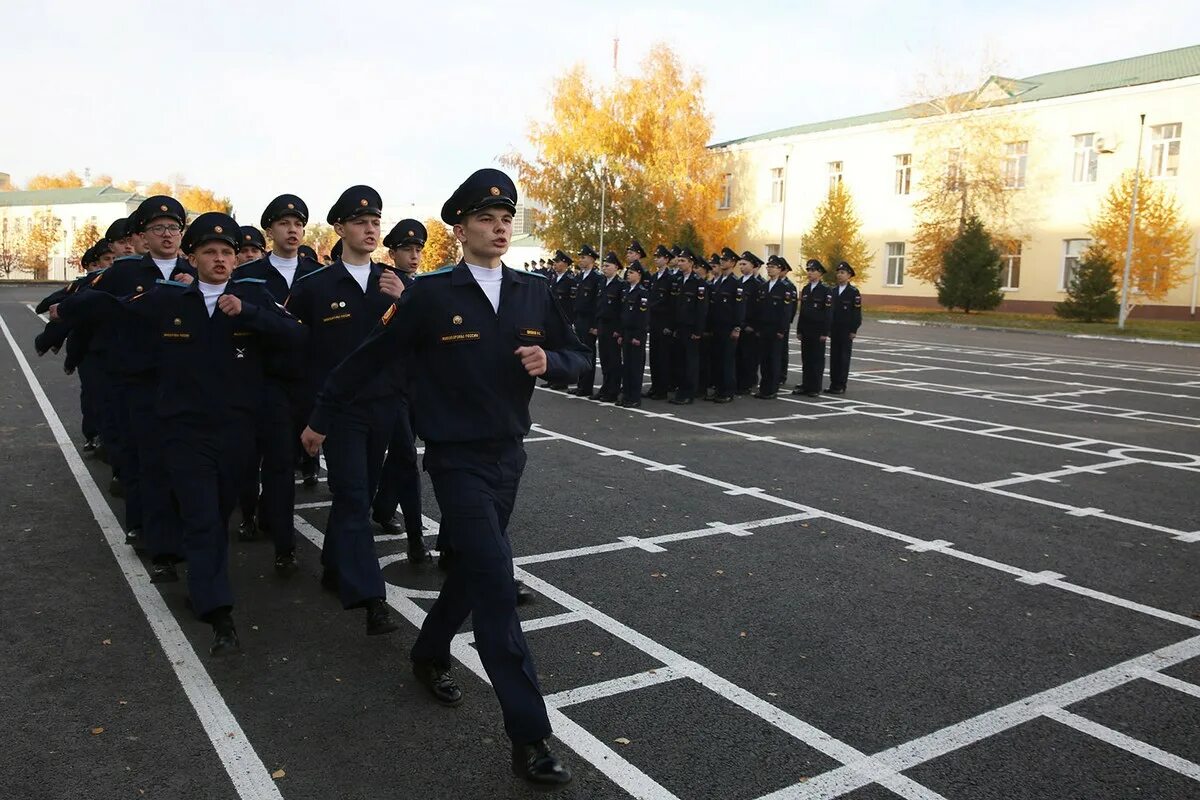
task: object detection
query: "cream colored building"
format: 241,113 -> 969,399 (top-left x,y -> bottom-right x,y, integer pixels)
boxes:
714,46 -> 1200,320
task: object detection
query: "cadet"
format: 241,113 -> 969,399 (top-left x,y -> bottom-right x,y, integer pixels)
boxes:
709,247 -> 746,403
237,226 -> 267,264
105,217 -> 135,257
693,259 -> 714,397
544,250 -> 576,391
232,194 -> 322,571
792,258 -> 832,397
670,249 -> 708,405
371,218 -> 428,564
646,244 -> 676,399
827,261 -> 862,394
301,168 -> 587,786
594,251 -> 624,402
297,244 -> 320,264
619,261 -> 650,407
626,240 -> 646,274
296,237 -> 324,486
754,255 -> 797,399
569,244 -> 602,396
53,212 -> 303,655
284,185 -> 404,635
735,251 -> 765,394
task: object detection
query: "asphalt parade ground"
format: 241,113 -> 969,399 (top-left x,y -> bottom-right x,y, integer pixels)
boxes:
2,283 -> 1199,800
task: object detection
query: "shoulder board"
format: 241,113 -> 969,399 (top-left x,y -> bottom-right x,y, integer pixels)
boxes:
234,277 -> 267,284
416,264 -> 455,278
155,278 -> 190,288
113,254 -> 141,263
525,270 -> 548,280
294,265 -> 329,282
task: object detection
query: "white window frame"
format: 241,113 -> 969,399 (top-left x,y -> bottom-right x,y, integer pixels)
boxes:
769,168 -> 784,205
894,154 -> 911,195
1000,241 -> 1021,290
1061,238 -> 1090,290
828,161 -> 843,191
1150,123 -> 1182,178
719,173 -> 732,209
1072,133 -> 1097,183
885,242 -> 905,287
1004,141 -> 1028,189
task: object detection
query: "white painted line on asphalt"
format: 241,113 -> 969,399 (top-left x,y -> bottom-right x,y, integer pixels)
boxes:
976,460 -> 1139,489
295,500 -> 331,509
0,313 -> 285,800
1044,707 -> 1200,782
290,517 -> 681,800
545,667 -> 687,709
1016,570 -> 1067,586
453,611 -> 589,646
1140,671 -> 1200,700
24,302 -> 48,322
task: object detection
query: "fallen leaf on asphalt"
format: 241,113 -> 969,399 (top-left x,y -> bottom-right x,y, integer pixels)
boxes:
899,557 -> 909,562
591,651 -> 602,657
271,769 -> 286,779
715,570 -> 724,575
101,639 -> 111,646
118,700 -> 127,706
739,632 -> 747,638
614,737 -> 631,745
91,727 -> 104,735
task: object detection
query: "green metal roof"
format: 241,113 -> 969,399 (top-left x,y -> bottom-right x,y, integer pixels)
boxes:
712,44 -> 1200,148
0,185 -> 144,208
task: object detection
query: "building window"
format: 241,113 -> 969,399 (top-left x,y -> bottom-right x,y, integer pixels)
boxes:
1000,241 -> 1021,289
1072,134 -> 1097,183
1004,141 -> 1028,188
886,242 -> 905,286
765,244 -> 780,259
1061,238 -> 1090,289
828,161 -> 843,191
946,149 -> 962,191
769,168 -> 784,205
894,154 -> 912,195
1150,123 -> 1181,178
719,173 -> 732,209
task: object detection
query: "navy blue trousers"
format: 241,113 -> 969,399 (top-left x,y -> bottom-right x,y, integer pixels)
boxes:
573,321 -> 597,394
163,415 -> 252,619
371,396 -> 423,540
412,440 -> 550,744
321,393 -> 394,608
122,381 -> 180,554
597,326 -> 622,398
758,331 -> 786,394
648,320 -> 673,395
799,329 -> 827,393
736,331 -> 760,393
620,338 -> 646,404
239,381 -> 299,555
77,358 -> 102,441
711,329 -> 738,398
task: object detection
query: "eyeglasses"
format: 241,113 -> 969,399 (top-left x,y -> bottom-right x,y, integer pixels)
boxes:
145,224 -> 183,235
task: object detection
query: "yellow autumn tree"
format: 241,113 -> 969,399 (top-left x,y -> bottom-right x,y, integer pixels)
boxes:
800,183 -> 874,284
1089,170 -> 1192,308
504,45 -> 737,254
25,171 -> 85,190
419,218 -> 461,272
24,208 -> 64,279
177,185 -> 233,215
69,219 -> 103,271
303,222 -> 338,260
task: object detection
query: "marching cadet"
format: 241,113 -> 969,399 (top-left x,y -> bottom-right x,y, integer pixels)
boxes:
618,260 -> 650,407
105,217 -> 135,257
284,185 -> 405,635
792,258 -> 832,397
646,243 -> 675,399
301,168 -> 587,785
670,249 -> 708,405
594,251 -> 624,402
626,240 -> 646,276
232,194 -> 322,572
295,238 -> 324,485
735,251 -> 765,394
569,244 -> 602,396
544,250 -> 576,391
237,226 -> 267,264
754,255 -> 797,399
330,238 -> 343,262
827,261 -> 862,394
371,218 -> 428,564
297,244 -> 320,264
709,247 -> 746,403
53,212 -> 303,655
693,259 -> 714,397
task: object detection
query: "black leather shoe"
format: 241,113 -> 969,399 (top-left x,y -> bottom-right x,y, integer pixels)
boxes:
790,387 -> 806,395
124,528 -> 142,548
516,581 -> 535,606
829,387 -> 846,394
149,561 -> 179,584
237,517 -> 259,542
618,400 -> 642,408
752,392 -> 777,400
669,397 -> 693,405
373,512 -> 404,534
83,437 -> 97,452
547,383 -> 568,391
273,551 -> 297,576
365,598 -> 398,636
412,660 -> 463,706
302,471 -> 319,488
320,568 -> 339,593
407,539 -> 432,565
108,476 -> 124,498
512,740 -> 573,786
713,395 -> 734,404
209,613 -> 240,657
805,390 -> 820,397
568,387 -> 592,397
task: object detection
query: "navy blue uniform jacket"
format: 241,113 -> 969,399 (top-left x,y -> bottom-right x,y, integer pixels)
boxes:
310,262 -> 589,443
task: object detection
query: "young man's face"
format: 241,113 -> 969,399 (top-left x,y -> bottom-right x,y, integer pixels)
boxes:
720,257 -> 736,274
454,207 -> 512,261
553,260 -> 568,274
111,237 -> 134,256
130,232 -> 149,255
237,245 -> 264,264
390,243 -> 423,272
95,252 -> 115,270
334,214 -> 381,258
653,255 -> 668,270
766,264 -> 781,280
268,215 -> 305,255
626,249 -> 639,264
142,216 -> 183,258
806,268 -> 822,283
836,269 -> 850,285
627,268 -> 642,285
579,255 -> 595,271
190,241 -> 237,283
738,259 -> 754,276
679,260 -> 693,276
601,261 -> 618,279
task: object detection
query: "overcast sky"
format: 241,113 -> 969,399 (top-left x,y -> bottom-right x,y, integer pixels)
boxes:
4,1 -> 1197,223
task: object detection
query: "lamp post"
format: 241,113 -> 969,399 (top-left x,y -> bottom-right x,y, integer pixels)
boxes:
595,156 -> 607,257
1119,114 -> 1146,330
778,146 -> 792,256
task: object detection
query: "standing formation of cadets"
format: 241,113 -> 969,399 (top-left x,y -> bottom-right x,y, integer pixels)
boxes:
34,166 -> 866,788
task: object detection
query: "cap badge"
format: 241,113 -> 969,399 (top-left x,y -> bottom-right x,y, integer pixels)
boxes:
173,318 -> 182,326
452,314 -> 463,325
214,226 -> 223,234
359,199 -> 368,207
287,203 -> 295,209
407,230 -> 414,237
159,204 -> 168,212
330,302 -> 339,310
489,187 -> 500,196
244,235 -> 251,241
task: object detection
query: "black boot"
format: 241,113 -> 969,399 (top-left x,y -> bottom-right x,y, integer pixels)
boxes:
412,659 -> 463,706
237,515 -> 259,542
273,550 -> 297,576
149,557 -> 179,584
365,598 -> 398,636
512,740 -> 573,786
372,512 -> 404,534
108,476 -> 124,498
516,581 -> 535,606
407,537 -> 432,566
209,609 -> 240,657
